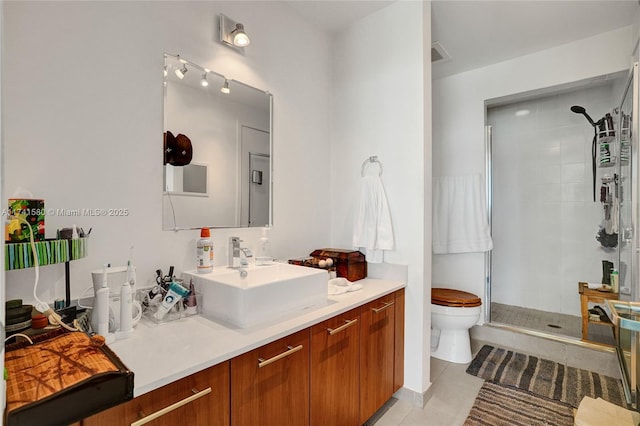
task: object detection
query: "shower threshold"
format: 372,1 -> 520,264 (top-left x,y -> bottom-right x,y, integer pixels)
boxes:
490,302 -> 616,348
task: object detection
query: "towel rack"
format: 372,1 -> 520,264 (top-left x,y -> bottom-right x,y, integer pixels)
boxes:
361,156 -> 383,177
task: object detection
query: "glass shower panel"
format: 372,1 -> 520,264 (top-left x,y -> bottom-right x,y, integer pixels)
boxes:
619,79 -> 633,301
615,62 -> 637,406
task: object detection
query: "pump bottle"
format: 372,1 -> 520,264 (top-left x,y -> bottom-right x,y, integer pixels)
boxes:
256,226 -> 273,265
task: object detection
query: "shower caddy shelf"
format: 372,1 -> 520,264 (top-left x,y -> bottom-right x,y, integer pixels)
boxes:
5,237 -> 88,307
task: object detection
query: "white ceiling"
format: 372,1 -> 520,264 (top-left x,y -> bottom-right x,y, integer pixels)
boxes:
285,1 -> 395,33
284,0 -> 638,79
431,0 -> 638,79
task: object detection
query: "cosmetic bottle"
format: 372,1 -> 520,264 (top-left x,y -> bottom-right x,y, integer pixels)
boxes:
611,269 -> 619,293
197,227 -> 213,273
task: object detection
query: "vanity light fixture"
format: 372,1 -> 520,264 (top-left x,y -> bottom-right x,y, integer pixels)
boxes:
175,64 -> 188,79
221,79 -> 230,94
219,14 -> 251,49
201,73 -> 209,87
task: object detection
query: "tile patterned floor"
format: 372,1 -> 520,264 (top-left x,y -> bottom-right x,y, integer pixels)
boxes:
491,302 -> 615,346
370,357 -> 485,426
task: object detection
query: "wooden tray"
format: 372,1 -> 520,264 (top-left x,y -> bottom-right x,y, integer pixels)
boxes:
4,330 -> 133,426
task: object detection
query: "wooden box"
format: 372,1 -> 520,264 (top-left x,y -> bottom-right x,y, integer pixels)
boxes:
310,248 -> 367,282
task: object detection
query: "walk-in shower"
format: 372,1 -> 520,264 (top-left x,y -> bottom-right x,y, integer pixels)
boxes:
485,72 -> 629,347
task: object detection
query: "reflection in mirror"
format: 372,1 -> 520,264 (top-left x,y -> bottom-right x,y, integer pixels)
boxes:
164,163 -> 208,196
162,53 -> 273,230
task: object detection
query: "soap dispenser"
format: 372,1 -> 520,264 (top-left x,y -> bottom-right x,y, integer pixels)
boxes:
255,226 -> 273,265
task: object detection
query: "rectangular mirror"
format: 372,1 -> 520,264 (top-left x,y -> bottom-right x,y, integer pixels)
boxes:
162,53 -> 273,230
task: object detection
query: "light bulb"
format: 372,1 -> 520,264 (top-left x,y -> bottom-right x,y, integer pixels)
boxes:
201,73 -> 209,87
231,24 -> 250,47
221,79 -> 230,94
175,65 -> 188,79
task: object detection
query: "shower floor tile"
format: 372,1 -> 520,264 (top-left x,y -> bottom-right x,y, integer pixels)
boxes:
491,302 -> 615,346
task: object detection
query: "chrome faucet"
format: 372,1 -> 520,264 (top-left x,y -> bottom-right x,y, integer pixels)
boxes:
229,236 -> 253,268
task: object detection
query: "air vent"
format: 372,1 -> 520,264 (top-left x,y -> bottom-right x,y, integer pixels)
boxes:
431,41 -> 451,63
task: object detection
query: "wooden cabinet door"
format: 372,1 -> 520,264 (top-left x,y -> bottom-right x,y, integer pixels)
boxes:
359,293 -> 395,424
310,307 -> 360,426
231,329 -> 310,426
82,361 -> 230,426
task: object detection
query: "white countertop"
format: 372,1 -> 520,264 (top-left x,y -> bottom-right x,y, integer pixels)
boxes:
109,277 -> 405,397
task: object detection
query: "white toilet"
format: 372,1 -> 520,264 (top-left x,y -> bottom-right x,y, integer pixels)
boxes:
431,288 -> 482,364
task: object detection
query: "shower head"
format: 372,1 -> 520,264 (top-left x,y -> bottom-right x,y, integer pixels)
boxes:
570,105 -> 596,126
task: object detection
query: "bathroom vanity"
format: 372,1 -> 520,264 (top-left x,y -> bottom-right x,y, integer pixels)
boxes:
79,278 -> 405,425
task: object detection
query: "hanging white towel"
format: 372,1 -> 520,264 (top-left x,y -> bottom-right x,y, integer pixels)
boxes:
352,175 -> 394,263
432,174 -> 493,254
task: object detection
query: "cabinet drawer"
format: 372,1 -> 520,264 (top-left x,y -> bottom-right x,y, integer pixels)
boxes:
310,307 -> 360,426
82,362 -> 230,426
231,329 -> 310,426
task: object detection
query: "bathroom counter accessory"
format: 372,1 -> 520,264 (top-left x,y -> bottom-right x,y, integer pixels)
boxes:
4,330 -> 133,426
5,237 -> 88,308
109,275 -> 405,398
5,237 -> 88,270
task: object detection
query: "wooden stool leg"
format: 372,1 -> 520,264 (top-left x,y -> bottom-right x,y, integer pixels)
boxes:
580,294 -> 589,341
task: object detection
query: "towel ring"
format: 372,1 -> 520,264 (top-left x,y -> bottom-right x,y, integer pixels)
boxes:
361,156 -> 383,177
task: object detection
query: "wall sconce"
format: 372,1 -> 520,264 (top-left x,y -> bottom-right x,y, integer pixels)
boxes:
219,14 -> 250,49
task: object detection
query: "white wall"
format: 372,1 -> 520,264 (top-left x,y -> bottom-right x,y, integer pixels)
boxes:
433,26 -> 634,322
489,83 -> 621,316
5,0 -> 434,399
3,1 -> 332,301
331,1 -> 432,396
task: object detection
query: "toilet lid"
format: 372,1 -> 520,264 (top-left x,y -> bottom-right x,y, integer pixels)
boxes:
432,288 -> 482,307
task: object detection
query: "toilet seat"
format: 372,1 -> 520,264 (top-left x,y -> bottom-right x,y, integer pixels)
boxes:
432,288 -> 481,307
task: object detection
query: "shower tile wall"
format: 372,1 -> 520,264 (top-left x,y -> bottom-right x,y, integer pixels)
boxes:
489,83 -> 621,317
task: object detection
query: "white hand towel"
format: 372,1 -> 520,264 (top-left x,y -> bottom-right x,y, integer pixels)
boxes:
352,175 -> 394,263
432,174 -> 493,254
328,282 -> 363,295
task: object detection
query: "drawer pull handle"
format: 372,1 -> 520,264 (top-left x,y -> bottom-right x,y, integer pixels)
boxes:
258,344 -> 303,368
130,387 -> 212,426
371,301 -> 395,313
327,318 -> 358,335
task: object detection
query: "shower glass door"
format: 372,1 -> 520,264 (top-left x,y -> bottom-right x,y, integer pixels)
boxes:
616,62 -> 638,406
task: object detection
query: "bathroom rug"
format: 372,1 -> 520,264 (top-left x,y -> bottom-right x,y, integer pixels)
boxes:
466,345 -> 626,409
464,381 -> 574,426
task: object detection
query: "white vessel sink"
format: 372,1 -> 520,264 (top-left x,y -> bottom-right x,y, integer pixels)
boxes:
185,263 -> 329,328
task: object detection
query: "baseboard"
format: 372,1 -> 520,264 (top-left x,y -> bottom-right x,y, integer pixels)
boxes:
393,384 -> 431,408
